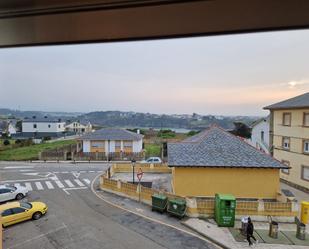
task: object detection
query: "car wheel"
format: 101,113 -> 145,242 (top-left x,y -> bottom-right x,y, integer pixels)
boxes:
15,193 -> 24,200
32,212 -> 42,220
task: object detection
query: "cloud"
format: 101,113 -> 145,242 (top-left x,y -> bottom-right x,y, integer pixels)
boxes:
287,79 -> 309,88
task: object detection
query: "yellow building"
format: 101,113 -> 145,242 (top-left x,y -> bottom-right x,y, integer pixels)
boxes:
264,92 -> 309,192
168,125 -> 287,199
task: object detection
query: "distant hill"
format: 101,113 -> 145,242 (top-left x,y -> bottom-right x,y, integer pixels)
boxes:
0,108 -> 260,130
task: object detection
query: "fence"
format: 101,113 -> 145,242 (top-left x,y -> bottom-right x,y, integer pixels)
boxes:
100,164 -> 298,220
110,163 -> 171,176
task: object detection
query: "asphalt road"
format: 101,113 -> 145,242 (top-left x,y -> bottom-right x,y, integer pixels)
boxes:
0,162 -> 217,249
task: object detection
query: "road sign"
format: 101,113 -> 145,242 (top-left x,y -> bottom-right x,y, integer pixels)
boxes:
137,168 -> 143,181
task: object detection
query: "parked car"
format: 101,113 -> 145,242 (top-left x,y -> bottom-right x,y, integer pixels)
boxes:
0,184 -> 28,202
141,157 -> 162,164
1,201 -> 48,227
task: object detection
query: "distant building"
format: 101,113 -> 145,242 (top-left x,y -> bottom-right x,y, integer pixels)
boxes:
21,116 -> 66,138
78,128 -> 143,154
65,121 -> 92,134
168,125 -> 287,199
247,116 -> 270,154
0,120 -> 17,137
264,92 -> 309,192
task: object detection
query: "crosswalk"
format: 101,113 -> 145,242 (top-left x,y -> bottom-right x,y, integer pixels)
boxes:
13,178 -> 91,192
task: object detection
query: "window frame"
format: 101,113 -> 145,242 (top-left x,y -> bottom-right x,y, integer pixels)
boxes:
301,165 -> 309,182
33,124 -> 37,129
282,112 -> 291,126
281,160 -> 290,175
261,131 -> 264,142
282,136 -> 290,150
303,140 -> 309,154
303,112 -> 309,127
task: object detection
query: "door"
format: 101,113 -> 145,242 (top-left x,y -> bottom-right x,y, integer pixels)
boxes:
1,209 -> 14,226
10,207 -> 30,224
0,188 -> 14,202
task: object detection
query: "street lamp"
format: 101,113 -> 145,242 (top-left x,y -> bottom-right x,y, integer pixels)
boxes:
131,159 -> 136,184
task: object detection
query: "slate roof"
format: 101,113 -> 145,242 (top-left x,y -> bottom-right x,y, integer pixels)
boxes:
168,125 -> 287,169
79,128 -> 143,141
264,92 -> 309,110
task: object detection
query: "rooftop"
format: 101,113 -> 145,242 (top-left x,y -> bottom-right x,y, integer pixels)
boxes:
264,92 -> 309,110
168,125 -> 287,169
23,117 -> 64,123
79,128 -> 143,141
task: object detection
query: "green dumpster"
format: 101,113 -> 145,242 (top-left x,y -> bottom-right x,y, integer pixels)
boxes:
215,193 -> 236,227
167,198 -> 186,218
151,194 -> 168,213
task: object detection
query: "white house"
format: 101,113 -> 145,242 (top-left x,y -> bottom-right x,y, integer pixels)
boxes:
65,121 -> 92,134
247,116 -> 270,154
0,120 -> 17,137
78,128 -> 143,154
21,116 -> 66,138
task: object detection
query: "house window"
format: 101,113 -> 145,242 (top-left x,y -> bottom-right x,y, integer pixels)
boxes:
282,137 -> 290,150
301,165 -> 309,181
282,112 -> 291,126
261,131 -> 264,142
48,124 -> 51,128
303,113 -> 309,127
91,142 -> 104,148
33,124 -> 37,128
115,141 -> 121,148
58,124 -> 61,128
124,141 -> 133,148
304,140 -> 309,154
281,160 -> 290,174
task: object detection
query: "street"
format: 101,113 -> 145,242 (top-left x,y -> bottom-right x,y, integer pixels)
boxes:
0,162 -> 217,249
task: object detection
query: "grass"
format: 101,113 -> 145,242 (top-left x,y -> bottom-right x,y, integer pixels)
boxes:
144,143 -> 161,158
0,140 -> 76,161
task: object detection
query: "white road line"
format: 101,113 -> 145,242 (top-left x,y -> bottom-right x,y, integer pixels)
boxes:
89,171 -> 95,173
53,171 -> 59,174
80,171 -> 86,173
14,183 -> 21,187
35,182 -> 44,190
25,182 -> 33,191
4,166 -> 34,169
83,179 -> 91,185
54,180 -> 65,188
45,181 -> 54,189
1,178 -> 49,183
74,179 -> 85,187
64,180 -> 74,188
62,171 -> 69,174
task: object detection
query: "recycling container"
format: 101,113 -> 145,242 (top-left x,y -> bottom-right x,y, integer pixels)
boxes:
301,201 -> 309,224
269,221 -> 279,239
296,222 -> 306,240
167,198 -> 186,218
151,194 -> 168,213
215,193 -> 236,227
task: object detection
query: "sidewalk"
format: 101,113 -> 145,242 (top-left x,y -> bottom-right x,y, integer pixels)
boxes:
182,218 -> 309,249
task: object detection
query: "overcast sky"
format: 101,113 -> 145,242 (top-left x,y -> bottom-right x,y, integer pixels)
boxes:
1,29 -> 309,116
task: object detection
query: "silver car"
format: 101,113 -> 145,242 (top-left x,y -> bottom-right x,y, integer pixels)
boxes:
0,184 -> 28,202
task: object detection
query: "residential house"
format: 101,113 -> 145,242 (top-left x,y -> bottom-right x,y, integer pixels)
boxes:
65,121 -> 92,134
168,125 -> 287,199
264,92 -> 309,192
0,120 -> 17,137
78,128 -> 143,155
247,116 -> 270,154
21,116 -> 66,138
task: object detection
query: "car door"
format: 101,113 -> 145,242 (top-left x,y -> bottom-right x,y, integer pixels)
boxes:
0,188 -> 13,202
1,208 -> 14,226
10,207 -> 29,224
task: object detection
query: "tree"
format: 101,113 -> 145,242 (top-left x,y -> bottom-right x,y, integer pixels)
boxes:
3,139 -> 10,146
230,122 -> 251,139
15,120 -> 22,132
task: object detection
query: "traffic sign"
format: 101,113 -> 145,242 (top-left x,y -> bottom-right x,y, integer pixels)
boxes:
137,168 -> 143,181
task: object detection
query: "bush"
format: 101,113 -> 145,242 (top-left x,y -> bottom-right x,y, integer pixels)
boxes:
43,136 -> 51,141
3,139 -> 10,146
187,130 -> 200,136
157,129 -> 176,139
15,139 -> 22,144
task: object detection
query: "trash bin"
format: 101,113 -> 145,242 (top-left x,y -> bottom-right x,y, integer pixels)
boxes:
215,193 -> 236,227
151,194 -> 167,213
301,201 -> 309,224
269,221 -> 279,239
296,222 -> 306,240
167,198 -> 186,218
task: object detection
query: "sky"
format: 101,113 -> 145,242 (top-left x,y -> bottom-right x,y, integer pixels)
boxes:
1,29 -> 309,116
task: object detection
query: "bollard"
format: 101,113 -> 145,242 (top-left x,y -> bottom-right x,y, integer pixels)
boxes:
269,221 -> 279,239
296,223 -> 306,240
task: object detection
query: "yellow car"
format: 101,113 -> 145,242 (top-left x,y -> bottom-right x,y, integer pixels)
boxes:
1,201 -> 48,227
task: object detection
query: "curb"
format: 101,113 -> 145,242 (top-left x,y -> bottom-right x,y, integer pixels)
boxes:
180,220 -> 231,249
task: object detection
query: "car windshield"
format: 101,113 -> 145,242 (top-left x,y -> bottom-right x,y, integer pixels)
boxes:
20,202 -> 32,209
6,185 -> 17,191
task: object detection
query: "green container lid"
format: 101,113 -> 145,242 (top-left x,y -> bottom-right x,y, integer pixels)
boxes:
169,198 -> 186,205
152,194 -> 167,200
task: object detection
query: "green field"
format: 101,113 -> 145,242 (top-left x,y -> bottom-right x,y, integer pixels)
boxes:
144,143 -> 161,158
0,140 -> 76,161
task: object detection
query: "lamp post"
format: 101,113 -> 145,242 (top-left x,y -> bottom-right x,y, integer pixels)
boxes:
131,159 -> 136,184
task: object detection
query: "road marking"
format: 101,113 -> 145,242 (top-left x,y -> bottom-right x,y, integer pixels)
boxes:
83,179 -> 91,185
80,171 -> 86,173
89,171 -> 95,173
74,179 -> 85,187
25,182 -> 32,191
62,186 -> 88,195
14,183 -> 21,187
35,182 -> 44,190
64,180 -> 74,188
72,172 -> 80,178
45,181 -> 54,189
0,178 -> 49,183
54,180 -> 65,188
53,171 -> 60,173
4,166 -> 34,169
62,171 -> 69,174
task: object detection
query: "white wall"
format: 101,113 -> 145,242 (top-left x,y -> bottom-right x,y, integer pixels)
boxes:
83,140 -> 91,152
22,122 -> 66,133
133,139 -> 143,152
248,119 -> 270,154
8,124 -> 16,134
